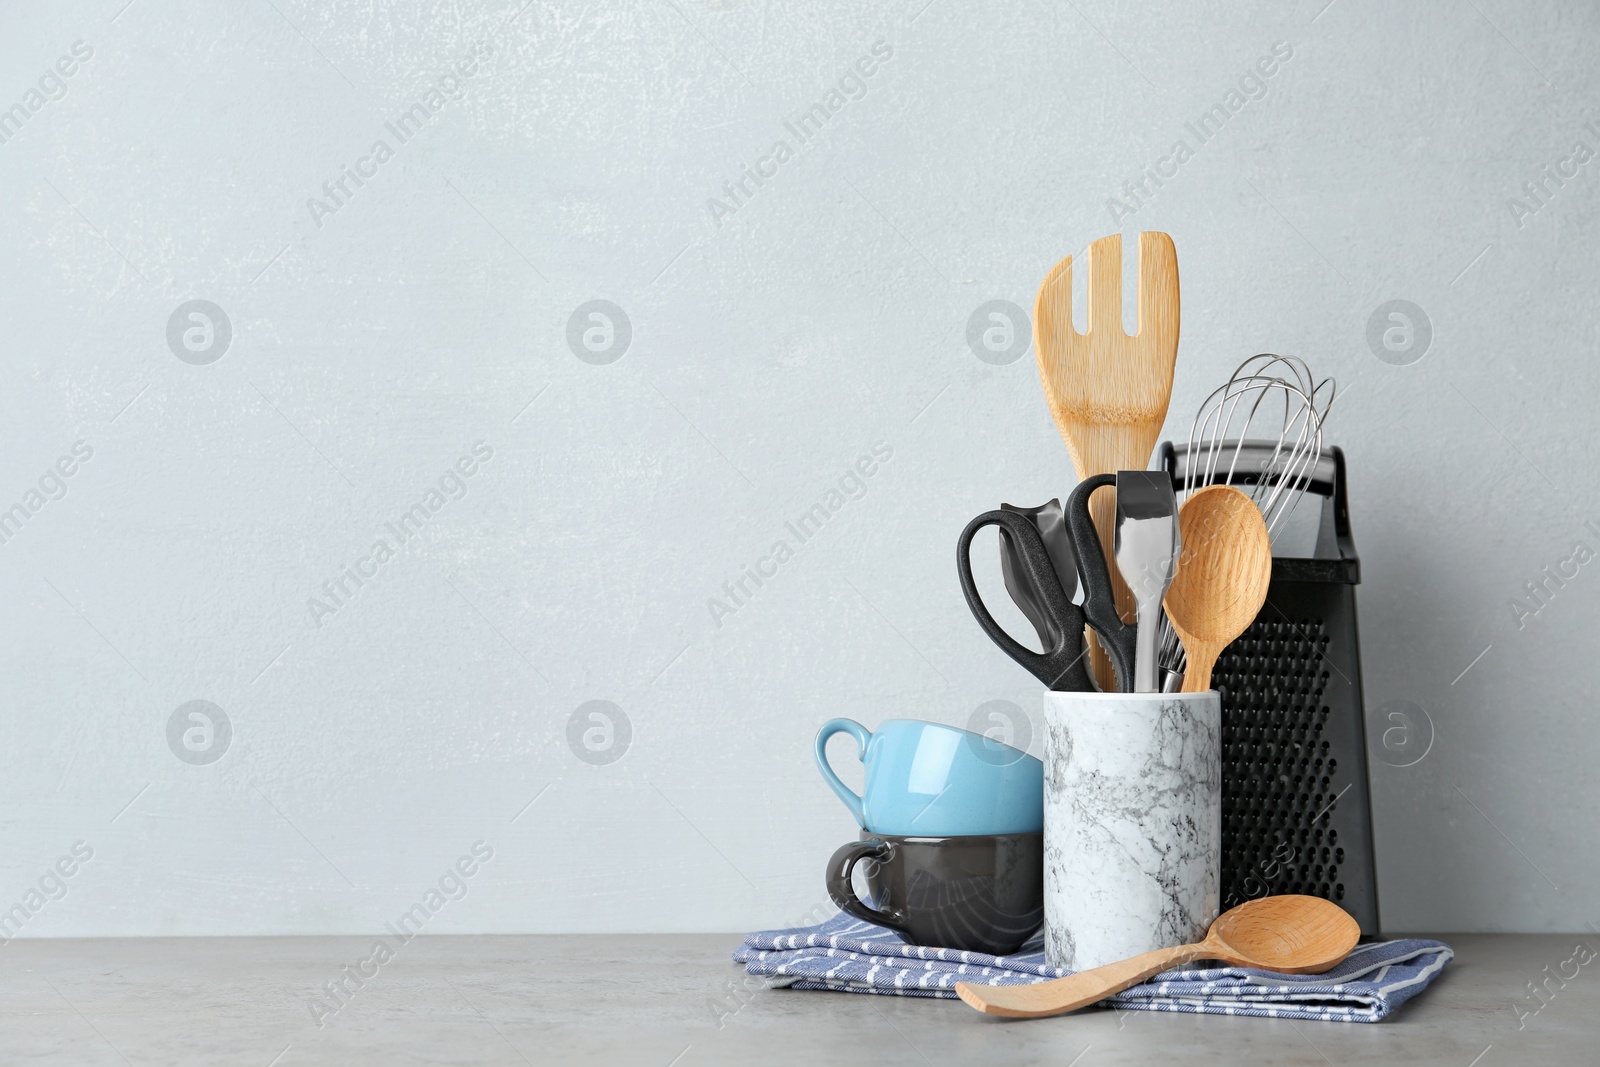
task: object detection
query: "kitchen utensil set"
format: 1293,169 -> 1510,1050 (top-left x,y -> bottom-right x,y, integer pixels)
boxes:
971,229 -> 1269,696
962,473 -> 1256,694
801,230 -> 1375,1017
958,230 -> 1378,937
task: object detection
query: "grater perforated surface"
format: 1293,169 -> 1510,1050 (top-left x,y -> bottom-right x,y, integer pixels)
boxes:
1213,616 -> 1348,910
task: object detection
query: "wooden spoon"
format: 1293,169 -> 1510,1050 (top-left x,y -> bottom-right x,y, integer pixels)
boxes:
956,895 -> 1359,1019
1034,232 -> 1179,689
1163,484 -> 1272,692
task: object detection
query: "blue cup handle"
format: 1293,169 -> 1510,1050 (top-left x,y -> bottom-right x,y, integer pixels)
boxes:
814,718 -> 872,826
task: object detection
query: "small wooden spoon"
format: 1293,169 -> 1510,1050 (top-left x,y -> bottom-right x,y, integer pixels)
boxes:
1163,484 -> 1272,692
956,895 -> 1359,1019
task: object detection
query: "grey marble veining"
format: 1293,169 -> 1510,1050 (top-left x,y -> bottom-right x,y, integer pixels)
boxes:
1043,692 -> 1221,970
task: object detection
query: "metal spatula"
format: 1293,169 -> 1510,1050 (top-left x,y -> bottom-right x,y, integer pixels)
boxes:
1034,232 -> 1180,689
1113,471 -> 1180,693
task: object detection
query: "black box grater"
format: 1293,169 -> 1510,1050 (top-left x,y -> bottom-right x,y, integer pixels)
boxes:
1158,441 -> 1380,935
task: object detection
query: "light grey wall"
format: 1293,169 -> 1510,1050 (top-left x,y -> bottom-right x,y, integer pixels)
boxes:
1,0 -> 1594,937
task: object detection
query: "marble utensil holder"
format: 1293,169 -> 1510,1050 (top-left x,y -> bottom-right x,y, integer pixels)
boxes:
1042,690 -> 1221,970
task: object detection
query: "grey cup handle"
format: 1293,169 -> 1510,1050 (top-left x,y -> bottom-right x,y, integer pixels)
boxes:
825,838 -> 907,933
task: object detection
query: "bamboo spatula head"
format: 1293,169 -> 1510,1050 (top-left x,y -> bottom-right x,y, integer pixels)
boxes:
1033,232 -> 1180,481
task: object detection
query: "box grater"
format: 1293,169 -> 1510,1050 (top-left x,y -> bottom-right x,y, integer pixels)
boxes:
1158,441 -> 1380,935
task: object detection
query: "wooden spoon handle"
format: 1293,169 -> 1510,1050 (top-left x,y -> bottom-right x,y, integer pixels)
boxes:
956,942 -> 1206,1019
1181,646 -> 1216,692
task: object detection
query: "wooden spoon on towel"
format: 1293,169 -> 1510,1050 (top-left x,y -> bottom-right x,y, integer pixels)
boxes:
955,895 -> 1359,1019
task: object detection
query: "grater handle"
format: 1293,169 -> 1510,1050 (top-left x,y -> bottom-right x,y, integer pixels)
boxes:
1163,439 -> 1336,496
1158,441 -> 1358,573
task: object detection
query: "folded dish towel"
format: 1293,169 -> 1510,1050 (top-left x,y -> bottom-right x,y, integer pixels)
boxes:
734,914 -> 1453,1022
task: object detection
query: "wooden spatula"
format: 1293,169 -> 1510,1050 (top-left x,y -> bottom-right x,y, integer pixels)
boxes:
1034,232 -> 1180,689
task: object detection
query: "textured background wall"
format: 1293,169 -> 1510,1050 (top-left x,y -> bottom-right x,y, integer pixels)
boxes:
1,0 -> 1595,937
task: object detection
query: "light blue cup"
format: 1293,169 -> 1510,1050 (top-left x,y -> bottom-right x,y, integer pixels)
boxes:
814,718 -> 1044,836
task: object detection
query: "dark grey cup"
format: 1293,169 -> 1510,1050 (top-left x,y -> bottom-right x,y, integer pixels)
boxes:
825,830 -> 1044,956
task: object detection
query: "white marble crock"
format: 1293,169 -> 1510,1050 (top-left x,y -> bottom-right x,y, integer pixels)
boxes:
1042,691 -> 1221,970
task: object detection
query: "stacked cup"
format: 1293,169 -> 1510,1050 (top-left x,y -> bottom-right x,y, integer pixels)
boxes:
814,718 -> 1046,955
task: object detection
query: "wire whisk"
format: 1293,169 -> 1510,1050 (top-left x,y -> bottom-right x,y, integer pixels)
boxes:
1182,354 -> 1337,535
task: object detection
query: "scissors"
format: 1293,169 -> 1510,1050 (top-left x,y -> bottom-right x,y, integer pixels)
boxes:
957,475 -> 1137,692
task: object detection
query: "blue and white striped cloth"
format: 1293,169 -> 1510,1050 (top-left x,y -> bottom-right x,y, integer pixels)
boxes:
733,914 -> 1453,1022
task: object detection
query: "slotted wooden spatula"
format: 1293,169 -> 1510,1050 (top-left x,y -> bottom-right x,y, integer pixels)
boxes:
1034,232 -> 1179,689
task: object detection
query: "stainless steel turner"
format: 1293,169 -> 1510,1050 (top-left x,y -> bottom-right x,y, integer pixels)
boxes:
1113,471 -> 1180,693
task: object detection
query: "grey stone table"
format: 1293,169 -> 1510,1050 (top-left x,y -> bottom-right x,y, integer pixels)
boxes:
0,934 -> 1590,1064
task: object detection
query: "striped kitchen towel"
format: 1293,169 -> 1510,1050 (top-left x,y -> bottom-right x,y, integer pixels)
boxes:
733,914 -> 1452,1022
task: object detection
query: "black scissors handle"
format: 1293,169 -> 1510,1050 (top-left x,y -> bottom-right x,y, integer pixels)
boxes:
958,509 -> 1093,692
1064,474 -> 1137,693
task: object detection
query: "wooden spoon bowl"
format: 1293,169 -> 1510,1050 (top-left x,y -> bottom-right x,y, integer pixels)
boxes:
1163,484 -> 1272,692
1205,894 -> 1361,973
